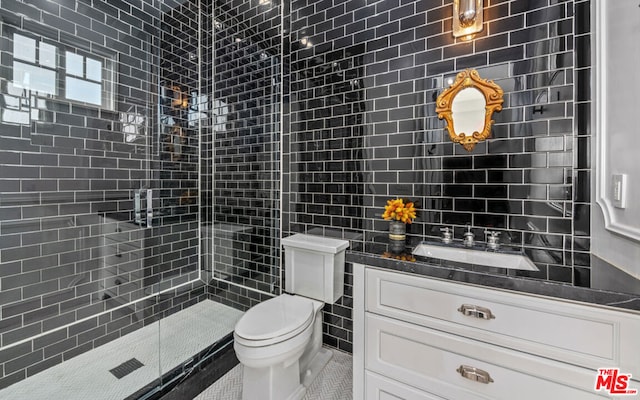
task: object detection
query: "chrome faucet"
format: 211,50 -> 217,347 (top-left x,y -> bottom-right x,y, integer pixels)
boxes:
440,227 -> 453,244
485,230 -> 501,250
463,225 -> 474,247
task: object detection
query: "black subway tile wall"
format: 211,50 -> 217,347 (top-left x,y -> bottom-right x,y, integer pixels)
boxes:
285,0 -> 591,352
0,0 -> 594,376
0,0 -> 207,388
201,0 -> 282,308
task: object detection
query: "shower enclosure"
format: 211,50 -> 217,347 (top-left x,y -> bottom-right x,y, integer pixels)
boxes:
0,0 -> 281,398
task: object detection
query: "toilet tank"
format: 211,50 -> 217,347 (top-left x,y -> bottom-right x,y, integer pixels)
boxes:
282,234 -> 350,304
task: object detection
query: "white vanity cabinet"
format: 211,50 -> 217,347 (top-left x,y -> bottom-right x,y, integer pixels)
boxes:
353,264 -> 640,400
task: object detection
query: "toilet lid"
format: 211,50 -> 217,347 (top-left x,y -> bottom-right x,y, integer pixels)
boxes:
235,295 -> 314,343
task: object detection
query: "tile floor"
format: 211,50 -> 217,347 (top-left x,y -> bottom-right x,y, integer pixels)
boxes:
0,300 -> 243,400
194,348 -> 353,400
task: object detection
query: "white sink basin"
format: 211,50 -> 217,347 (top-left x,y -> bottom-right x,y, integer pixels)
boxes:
412,242 -> 538,271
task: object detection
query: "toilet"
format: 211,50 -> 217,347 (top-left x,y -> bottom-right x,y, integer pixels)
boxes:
233,233 -> 350,400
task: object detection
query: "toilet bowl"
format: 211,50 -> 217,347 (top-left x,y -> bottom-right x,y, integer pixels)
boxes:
234,294 -> 318,368
233,234 -> 349,400
234,294 -> 325,400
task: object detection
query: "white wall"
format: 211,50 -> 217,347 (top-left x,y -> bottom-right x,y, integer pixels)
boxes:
592,209 -> 640,279
592,0 -> 640,278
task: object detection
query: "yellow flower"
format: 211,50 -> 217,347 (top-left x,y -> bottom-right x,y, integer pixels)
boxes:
382,198 -> 417,224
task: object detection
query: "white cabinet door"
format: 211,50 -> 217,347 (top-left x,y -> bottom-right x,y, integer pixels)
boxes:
366,267 -> 640,374
353,263 -> 640,400
366,313 -> 606,400
366,371 -> 446,400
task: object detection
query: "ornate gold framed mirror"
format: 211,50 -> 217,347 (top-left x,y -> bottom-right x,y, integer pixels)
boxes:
436,69 -> 504,152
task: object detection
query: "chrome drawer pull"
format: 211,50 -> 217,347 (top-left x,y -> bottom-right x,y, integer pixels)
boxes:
456,365 -> 494,384
457,304 -> 496,320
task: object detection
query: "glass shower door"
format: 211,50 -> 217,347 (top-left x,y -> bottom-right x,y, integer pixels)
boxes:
0,1 -> 165,398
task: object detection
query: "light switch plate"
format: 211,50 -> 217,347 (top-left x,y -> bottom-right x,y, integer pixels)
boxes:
612,174 -> 627,209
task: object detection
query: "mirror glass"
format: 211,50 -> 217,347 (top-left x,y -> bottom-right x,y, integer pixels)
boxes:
436,69 -> 503,152
451,87 -> 485,137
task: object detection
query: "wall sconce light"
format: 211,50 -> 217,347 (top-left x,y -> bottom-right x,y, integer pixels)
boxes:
453,0 -> 483,39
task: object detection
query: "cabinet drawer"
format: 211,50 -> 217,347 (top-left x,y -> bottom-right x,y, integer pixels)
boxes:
366,371 -> 445,400
366,268 -> 640,373
366,313 -> 605,400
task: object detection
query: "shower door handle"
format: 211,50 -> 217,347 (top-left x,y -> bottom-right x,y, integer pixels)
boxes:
134,190 -> 142,224
146,189 -> 153,228
134,189 -> 152,228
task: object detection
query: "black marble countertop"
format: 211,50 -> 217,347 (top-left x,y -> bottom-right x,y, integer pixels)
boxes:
346,242 -> 640,314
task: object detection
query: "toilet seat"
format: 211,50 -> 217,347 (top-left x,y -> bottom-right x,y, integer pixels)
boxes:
235,294 -> 315,347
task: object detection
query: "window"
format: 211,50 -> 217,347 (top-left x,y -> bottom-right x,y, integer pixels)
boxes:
7,31 -> 116,112
12,34 -> 57,95
65,51 -> 104,106
2,34 -> 57,124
